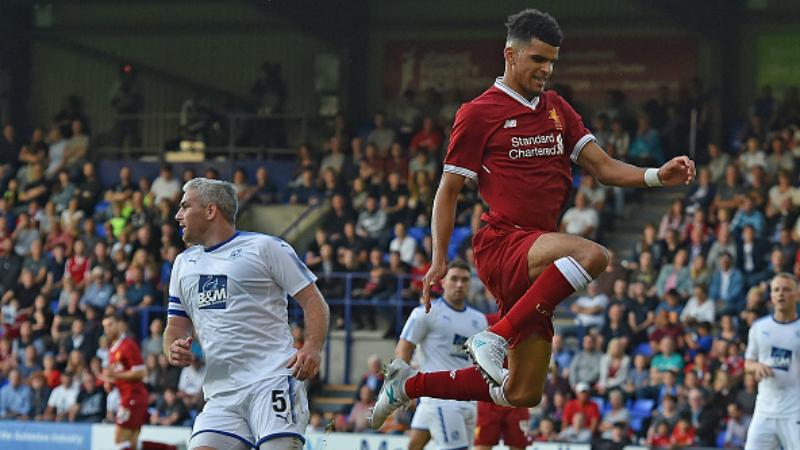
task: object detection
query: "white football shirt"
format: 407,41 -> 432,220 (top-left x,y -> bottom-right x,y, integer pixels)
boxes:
744,315 -> 800,418
400,298 -> 487,404
167,231 -> 317,399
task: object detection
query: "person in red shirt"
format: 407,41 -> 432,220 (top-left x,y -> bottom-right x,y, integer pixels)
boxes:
409,117 -> 443,155
370,7 -> 694,430
562,383 -> 600,434
670,417 -> 696,446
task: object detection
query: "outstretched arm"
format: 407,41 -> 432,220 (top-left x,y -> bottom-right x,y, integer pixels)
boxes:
422,171 -> 466,311
577,141 -> 695,188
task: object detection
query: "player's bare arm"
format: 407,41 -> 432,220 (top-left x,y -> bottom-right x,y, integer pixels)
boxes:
395,339 -> 416,364
422,171 -> 467,311
104,366 -> 146,383
577,141 -> 696,188
287,282 -> 329,381
164,315 -> 195,367
745,359 -> 774,380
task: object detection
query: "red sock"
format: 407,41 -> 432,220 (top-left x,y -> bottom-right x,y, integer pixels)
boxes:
404,366 -> 492,402
140,442 -> 177,450
489,259 -> 588,343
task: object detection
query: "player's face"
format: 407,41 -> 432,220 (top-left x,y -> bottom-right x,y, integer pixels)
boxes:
175,189 -> 209,245
506,38 -> 559,98
102,318 -> 119,341
770,276 -> 798,313
442,267 -> 470,305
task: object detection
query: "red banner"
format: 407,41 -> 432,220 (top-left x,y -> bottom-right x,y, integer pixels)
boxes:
384,37 -> 698,104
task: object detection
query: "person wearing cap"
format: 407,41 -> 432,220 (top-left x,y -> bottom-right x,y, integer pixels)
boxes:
563,382 -> 600,434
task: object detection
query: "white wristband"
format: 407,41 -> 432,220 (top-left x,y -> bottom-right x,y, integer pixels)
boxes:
644,168 -> 663,187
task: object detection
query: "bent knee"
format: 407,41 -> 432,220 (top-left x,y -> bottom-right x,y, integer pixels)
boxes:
579,244 -> 609,278
505,388 -> 543,408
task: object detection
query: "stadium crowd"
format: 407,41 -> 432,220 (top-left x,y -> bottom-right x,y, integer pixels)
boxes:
0,80 -> 799,448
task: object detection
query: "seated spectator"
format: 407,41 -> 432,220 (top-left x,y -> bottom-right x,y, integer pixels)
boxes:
627,281 -> 657,345
646,309 -> 683,351
550,334 -> 573,377
557,411 -> 592,443
383,143 -> 409,182
723,401 -> 750,448
599,389 -> 631,439
680,285 -> 715,326
685,167 -> 715,214
568,335 -> 603,389
670,416 -> 696,447
388,222 -> 416,266
706,223 -> 737,272
68,370 -> 106,423
80,266 -> 113,311
570,282 -> 608,331
141,318 -> 164,359
29,371 -> 51,420
684,322 -> 714,360
356,355 -> 383,397
625,354 -> 650,398
680,388 -> 719,446
0,368 -> 32,419
150,164 -> 181,206
529,417 -> 557,442
731,195 -> 765,238
18,345 -> 43,379
409,116 -> 442,154
250,166 -> 279,205
629,251 -> 658,295
356,196 -> 388,248
734,373 -> 757,416
288,168 -> 320,205
600,302 -> 633,350
380,172 -> 409,224
628,113 -> 664,166
560,191 -> 598,239
598,338 -> 630,395
306,410 -> 326,433
651,337 -> 685,375
124,266 -> 155,309
60,318 -> 95,365
149,388 -> 188,426
709,252 -> 746,314
652,393 -> 680,430
647,419 -> 673,448
655,249 -> 692,299
178,357 -> 206,410
563,383 -> 600,434
347,385 -> 374,432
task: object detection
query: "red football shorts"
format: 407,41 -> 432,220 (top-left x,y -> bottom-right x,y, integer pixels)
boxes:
117,392 -> 148,430
472,219 -> 545,315
474,401 -> 530,448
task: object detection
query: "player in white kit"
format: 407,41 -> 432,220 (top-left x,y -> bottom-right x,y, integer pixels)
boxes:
744,273 -> 800,450
394,260 -> 488,450
163,178 -> 330,450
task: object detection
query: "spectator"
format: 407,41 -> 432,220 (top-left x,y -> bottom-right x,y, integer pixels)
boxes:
80,267 -> 113,310
628,113 -> 664,166
356,355 -> 383,397
250,166 -> 279,205
388,222 -> 416,266
68,370 -> 106,423
74,162 -> 101,215
658,199 -> 688,240
557,410 -> 593,443
670,416 -> 696,446
598,338 -> 630,395
730,196 -> 766,238
599,389 -> 631,439
29,372 -> 51,420
647,419 -> 672,448
356,196 -> 387,247
380,172 -> 409,224
366,112 -> 396,153
682,388 -> 719,446
568,336 -> 603,390
550,334 -> 572,376
685,167 -> 716,214
625,354 -> 650,397
681,285 -> 715,326
570,282 -> 608,331
149,388 -> 188,426
655,249 -> 692,299
45,373 -> 78,421
141,318 -> 164,359
734,373 -> 757,416
706,223 -> 737,272
347,385 -> 375,432
709,252 -> 746,314
651,337 -> 685,374
178,357 -> 206,410
560,191 -> 598,238
409,116 -> 442,154
723,401 -> 750,447
652,393 -> 680,430
529,417 -> 557,442
18,345 -> 43,379
0,368 -> 31,419
150,164 -> 181,206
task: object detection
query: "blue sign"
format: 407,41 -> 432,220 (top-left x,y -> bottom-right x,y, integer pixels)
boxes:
0,421 -> 92,450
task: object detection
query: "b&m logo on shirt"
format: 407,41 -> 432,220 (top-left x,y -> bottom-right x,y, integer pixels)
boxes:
198,275 -> 228,309
769,347 -> 792,371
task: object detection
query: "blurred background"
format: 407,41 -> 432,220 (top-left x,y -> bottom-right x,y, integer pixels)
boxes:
0,0 -> 799,448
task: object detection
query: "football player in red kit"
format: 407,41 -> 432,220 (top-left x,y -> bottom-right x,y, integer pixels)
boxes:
371,8 -> 694,429
101,314 -> 150,450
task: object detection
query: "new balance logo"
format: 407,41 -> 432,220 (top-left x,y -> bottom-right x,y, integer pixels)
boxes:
504,119 -> 517,128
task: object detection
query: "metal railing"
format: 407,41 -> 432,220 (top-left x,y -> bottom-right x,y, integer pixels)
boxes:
95,111 -> 309,160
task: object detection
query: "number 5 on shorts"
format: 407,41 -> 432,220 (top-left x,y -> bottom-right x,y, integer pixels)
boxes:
271,390 -> 287,412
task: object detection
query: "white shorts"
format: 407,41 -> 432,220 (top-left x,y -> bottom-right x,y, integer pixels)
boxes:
190,375 -> 309,449
410,399 -> 476,450
745,414 -> 800,450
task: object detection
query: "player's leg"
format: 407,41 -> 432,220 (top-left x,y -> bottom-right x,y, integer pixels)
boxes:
776,417 -> 800,450
247,376 -> 308,450
500,407 -> 530,450
408,401 -> 432,450
408,429 -> 431,450
426,403 -> 473,450
190,397 -> 255,450
467,232 -> 606,387
744,415 -> 779,450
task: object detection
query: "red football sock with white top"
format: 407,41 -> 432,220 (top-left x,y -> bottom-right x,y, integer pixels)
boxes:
489,256 -> 592,343
404,366 -> 493,402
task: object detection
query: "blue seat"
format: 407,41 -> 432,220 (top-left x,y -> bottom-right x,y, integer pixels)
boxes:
630,416 -> 644,433
408,226 -> 428,247
591,396 -> 605,413
94,200 -> 110,215
631,399 -> 654,418
95,223 -> 107,238
447,226 -> 472,260
635,342 -> 652,357
716,430 -> 727,447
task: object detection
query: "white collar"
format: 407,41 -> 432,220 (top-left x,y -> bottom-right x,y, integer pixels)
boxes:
494,77 -> 540,110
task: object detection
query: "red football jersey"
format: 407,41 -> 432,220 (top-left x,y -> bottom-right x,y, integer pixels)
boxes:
444,79 -> 594,231
109,335 -> 148,400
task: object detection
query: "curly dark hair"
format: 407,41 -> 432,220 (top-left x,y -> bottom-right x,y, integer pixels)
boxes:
506,9 -> 562,47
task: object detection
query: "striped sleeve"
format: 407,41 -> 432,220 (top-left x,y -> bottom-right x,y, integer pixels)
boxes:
167,254 -> 189,319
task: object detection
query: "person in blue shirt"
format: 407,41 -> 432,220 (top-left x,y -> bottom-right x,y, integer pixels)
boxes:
0,369 -> 32,419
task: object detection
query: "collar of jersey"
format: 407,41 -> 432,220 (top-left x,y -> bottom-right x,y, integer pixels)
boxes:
436,297 -> 466,312
771,314 -> 800,325
494,77 -> 540,110
204,231 -> 241,253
